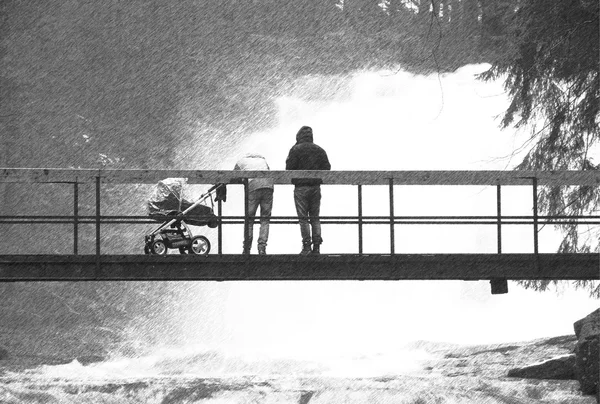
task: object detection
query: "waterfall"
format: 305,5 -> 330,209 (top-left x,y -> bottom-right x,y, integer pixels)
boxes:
154,64 -> 597,361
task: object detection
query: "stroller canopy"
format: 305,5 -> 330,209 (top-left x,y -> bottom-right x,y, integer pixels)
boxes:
148,178 -> 189,214
147,178 -> 218,227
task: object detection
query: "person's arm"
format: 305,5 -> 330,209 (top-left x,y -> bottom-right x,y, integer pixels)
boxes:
262,157 -> 270,170
230,160 -> 244,184
321,150 -> 331,171
285,148 -> 297,170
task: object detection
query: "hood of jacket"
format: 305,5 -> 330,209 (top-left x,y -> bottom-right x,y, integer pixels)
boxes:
296,126 -> 313,144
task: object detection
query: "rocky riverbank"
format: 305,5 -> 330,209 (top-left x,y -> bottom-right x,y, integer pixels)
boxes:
0,334 -> 596,404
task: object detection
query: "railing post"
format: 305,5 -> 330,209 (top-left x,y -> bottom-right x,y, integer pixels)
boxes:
358,184 -> 363,255
389,178 -> 395,255
243,178 -> 249,255
95,176 -> 101,274
73,181 -> 78,255
532,177 -> 539,255
217,198 -> 223,255
491,182 -> 508,294
496,183 -> 502,254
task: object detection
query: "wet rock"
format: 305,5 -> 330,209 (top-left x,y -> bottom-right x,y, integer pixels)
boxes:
574,308 -> 599,397
299,391 -> 314,404
10,391 -> 58,403
76,355 -> 105,366
161,382 -> 219,404
0,347 -> 8,360
507,355 -> 576,380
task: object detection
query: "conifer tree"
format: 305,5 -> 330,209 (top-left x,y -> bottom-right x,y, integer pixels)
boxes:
481,0 -> 599,296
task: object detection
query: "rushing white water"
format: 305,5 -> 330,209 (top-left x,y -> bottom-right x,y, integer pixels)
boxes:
142,64 -> 598,365
3,65 -> 597,403
184,64 -> 598,356
105,64 -> 597,372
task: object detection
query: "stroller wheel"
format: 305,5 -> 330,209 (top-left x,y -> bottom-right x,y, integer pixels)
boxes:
151,239 -> 168,255
190,236 -> 211,256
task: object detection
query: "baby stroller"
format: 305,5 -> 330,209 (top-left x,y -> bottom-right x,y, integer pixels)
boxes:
144,178 -> 225,255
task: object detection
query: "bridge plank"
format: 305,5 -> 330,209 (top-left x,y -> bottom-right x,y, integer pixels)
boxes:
0,254 -> 597,281
2,168 -> 600,185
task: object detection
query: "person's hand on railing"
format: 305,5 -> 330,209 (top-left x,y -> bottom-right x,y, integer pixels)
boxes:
228,177 -> 244,184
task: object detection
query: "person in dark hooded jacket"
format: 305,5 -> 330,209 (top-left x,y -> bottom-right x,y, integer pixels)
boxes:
285,126 -> 331,255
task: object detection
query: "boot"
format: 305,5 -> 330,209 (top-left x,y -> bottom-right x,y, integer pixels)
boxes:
311,244 -> 320,255
242,241 -> 251,255
258,245 -> 266,255
299,242 -> 312,255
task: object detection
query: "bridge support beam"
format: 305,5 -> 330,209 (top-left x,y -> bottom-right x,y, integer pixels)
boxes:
0,254 -> 598,282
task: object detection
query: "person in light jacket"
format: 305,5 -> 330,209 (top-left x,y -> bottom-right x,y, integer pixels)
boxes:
285,126 -> 331,255
234,153 -> 274,255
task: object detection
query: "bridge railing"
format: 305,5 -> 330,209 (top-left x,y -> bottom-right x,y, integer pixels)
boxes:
1,168 -> 599,257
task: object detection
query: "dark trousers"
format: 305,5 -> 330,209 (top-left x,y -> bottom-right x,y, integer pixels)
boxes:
293,185 -> 323,245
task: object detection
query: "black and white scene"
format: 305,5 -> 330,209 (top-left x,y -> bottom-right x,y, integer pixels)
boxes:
0,1 -> 599,403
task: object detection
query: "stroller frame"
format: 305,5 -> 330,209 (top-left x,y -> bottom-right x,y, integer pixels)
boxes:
144,183 -> 222,256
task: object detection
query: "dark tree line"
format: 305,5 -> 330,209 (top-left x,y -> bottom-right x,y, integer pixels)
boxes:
0,0 -> 510,173
0,0 -> 508,227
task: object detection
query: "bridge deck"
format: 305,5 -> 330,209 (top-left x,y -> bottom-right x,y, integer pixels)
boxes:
0,253 -> 597,281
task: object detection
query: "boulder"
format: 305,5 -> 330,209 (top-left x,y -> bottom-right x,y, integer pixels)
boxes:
574,308 -> 599,397
76,355 -> 105,366
507,355 -> 576,380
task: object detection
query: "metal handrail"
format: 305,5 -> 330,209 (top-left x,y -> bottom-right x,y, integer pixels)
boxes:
1,168 -> 598,260
2,168 -> 600,185
2,214 -> 600,224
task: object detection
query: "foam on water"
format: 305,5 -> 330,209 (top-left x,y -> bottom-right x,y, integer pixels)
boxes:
18,344 -> 433,382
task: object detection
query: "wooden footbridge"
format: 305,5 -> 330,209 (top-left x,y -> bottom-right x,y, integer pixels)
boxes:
1,168 -> 599,294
